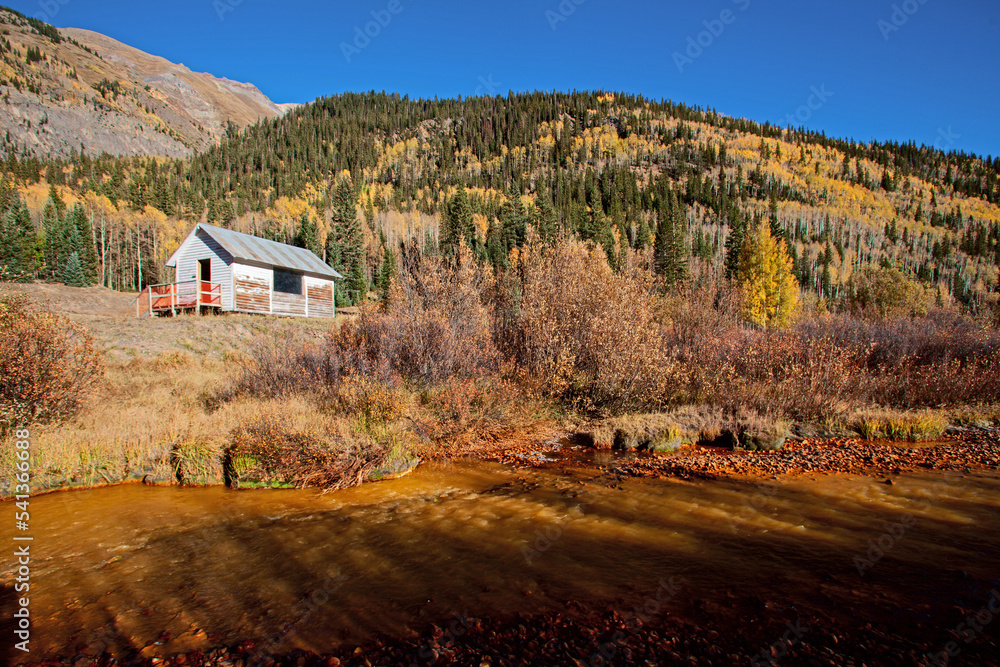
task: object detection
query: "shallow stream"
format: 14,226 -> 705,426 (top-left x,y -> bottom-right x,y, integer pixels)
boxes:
3,446 -> 999,660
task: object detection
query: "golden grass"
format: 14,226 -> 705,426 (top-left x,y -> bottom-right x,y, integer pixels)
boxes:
0,348 -> 355,493
588,413 -> 684,452
851,408 -> 949,441
584,405 -> 790,452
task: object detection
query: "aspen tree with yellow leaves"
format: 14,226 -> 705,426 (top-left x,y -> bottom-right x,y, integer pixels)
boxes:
738,221 -> 800,329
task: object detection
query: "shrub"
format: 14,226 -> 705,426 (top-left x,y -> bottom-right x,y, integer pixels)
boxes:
847,266 -> 928,319
0,293 -> 102,433
225,332 -> 325,400
322,246 -> 500,386
225,413 -> 392,490
511,239 -> 681,413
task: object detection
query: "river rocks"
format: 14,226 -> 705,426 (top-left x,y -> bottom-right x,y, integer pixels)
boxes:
612,431 -> 1000,480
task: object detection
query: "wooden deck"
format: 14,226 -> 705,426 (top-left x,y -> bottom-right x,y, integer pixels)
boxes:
134,281 -> 223,317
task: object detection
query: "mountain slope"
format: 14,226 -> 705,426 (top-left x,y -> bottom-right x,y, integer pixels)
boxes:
2,83 -> 998,314
0,8 -> 287,158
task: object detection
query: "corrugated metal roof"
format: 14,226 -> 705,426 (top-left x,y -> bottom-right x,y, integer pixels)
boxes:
183,224 -> 343,279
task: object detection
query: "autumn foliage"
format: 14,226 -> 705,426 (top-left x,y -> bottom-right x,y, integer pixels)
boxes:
226,235 -> 1000,451
509,239 -> 679,412
737,222 -> 800,329
0,293 -> 103,432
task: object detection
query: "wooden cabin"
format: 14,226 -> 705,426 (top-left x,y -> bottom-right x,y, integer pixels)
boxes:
136,223 -> 343,318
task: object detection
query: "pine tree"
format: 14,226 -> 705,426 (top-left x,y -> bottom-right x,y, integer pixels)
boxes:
347,261 -> 367,305
294,211 -> 319,256
535,190 -> 558,241
738,221 -> 800,329
670,195 -> 688,282
768,191 -> 783,242
653,191 -> 687,285
441,185 -> 475,256
327,176 -> 356,276
0,197 -> 38,281
63,251 -> 86,287
376,242 -> 396,310
635,216 -> 651,250
328,175 -> 365,304
67,204 -> 97,284
42,194 -> 68,282
724,208 -> 745,280
486,217 -> 506,268
500,191 -> 527,252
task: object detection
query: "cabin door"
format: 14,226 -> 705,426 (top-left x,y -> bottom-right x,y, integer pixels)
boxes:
198,259 -> 212,305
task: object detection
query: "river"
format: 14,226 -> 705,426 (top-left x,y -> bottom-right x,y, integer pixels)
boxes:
2,446 -> 999,663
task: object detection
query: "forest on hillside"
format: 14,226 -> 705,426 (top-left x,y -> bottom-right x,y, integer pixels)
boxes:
1,90 -> 999,315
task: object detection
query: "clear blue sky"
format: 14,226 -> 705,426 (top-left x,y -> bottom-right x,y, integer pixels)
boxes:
10,0 -> 1000,158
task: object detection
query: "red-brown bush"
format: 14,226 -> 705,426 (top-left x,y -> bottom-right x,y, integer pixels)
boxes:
0,292 -> 103,432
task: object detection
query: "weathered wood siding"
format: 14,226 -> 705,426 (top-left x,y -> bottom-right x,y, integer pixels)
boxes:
233,263 -> 272,314
305,277 -> 335,318
174,229 -> 234,310
272,289 -> 307,317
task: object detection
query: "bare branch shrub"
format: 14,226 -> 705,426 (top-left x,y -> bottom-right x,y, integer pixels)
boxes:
225,413 -> 391,491
0,292 -> 103,432
510,239 -> 682,413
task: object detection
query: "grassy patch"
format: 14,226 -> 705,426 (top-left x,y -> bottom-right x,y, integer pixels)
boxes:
852,409 -> 948,441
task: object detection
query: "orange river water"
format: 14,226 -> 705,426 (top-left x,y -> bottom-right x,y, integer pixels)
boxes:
1,447 -> 999,661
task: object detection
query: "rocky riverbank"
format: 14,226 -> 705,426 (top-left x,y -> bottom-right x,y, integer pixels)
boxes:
602,428 -> 1000,481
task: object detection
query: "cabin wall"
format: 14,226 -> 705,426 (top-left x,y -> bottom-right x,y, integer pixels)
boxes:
305,277 -> 336,318
272,290 -> 307,317
232,262 -> 272,314
174,229 -> 234,310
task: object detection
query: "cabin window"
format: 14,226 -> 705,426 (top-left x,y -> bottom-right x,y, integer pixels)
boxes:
273,269 -> 303,295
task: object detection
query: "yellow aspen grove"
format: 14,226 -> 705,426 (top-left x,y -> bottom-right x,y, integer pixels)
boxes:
738,221 -> 800,329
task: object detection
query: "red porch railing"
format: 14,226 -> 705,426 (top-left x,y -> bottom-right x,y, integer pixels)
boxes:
133,280 -> 222,317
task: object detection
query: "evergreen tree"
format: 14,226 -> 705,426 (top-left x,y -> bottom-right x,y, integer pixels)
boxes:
42,194 -> 68,282
0,197 -> 38,281
653,191 -> 687,285
534,190 -> 558,241
768,191 -> 783,241
67,204 -> 97,283
486,217 -> 506,268
327,174 -> 365,303
724,208 -> 745,280
347,261 -> 367,305
500,191 -> 528,253
441,185 -> 475,256
635,215 -> 651,251
294,211 -> 319,256
376,242 -> 396,309
653,194 -> 672,277
63,251 -> 86,287
670,195 -> 689,282
327,176 -> 356,276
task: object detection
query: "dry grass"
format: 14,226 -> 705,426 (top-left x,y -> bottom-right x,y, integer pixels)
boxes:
584,406 -> 790,452
588,413 -> 684,452
851,408 -> 949,442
